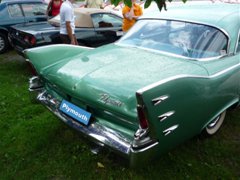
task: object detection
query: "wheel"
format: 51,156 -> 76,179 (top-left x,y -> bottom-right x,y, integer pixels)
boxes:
204,111 -> 226,136
0,32 -> 9,54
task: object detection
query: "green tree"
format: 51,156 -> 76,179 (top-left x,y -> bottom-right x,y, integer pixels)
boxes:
111,0 -> 187,11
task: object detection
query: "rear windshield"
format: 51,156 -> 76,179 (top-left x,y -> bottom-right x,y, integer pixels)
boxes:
117,19 -> 228,59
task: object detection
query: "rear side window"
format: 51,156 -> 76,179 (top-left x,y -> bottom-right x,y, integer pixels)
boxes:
22,3 -> 47,17
8,4 -> 23,17
92,13 -> 122,28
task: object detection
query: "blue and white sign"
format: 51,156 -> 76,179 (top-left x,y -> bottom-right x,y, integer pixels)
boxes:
60,100 -> 91,125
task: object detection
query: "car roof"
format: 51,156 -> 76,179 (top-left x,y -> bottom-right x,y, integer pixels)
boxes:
141,2 -> 240,30
49,7 -> 121,28
140,1 -> 240,52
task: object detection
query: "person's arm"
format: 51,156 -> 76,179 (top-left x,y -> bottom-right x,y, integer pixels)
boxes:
46,0 -> 53,15
132,5 -> 143,20
122,7 -> 133,20
100,0 -> 104,9
65,21 -> 75,45
84,0 -> 88,8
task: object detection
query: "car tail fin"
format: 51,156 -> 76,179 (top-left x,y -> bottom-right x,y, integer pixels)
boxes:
24,44 -> 92,74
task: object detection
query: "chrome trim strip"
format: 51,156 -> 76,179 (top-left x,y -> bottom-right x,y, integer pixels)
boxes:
152,95 -> 169,106
23,44 -> 93,54
137,63 -> 240,94
163,124 -> 179,136
131,141 -> 159,153
158,111 -> 175,122
235,30 -> 240,54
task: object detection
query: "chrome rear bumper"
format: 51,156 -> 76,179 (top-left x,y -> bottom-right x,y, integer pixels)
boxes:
33,89 -> 132,156
29,76 -> 159,166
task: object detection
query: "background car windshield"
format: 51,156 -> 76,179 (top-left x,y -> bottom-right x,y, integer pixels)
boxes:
118,20 -> 228,59
22,3 -> 47,16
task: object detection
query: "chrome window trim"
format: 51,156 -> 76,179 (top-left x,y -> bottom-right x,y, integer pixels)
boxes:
235,29 -> 240,54
116,43 -> 227,62
138,18 -> 231,49
118,18 -> 231,61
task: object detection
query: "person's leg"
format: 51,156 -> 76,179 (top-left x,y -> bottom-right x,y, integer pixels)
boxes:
73,35 -> 78,45
60,34 -> 71,44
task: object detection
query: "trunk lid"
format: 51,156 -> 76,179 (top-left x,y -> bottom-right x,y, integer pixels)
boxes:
39,44 -> 208,117
12,22 -> 58,35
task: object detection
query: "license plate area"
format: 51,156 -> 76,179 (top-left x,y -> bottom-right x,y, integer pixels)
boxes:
59,100 -> 92,125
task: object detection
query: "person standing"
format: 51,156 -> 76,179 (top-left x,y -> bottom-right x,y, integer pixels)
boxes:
122,0 -> 143,32
47,0 -> 63,17
84,0 -> 104,9
60,0 -> 78,45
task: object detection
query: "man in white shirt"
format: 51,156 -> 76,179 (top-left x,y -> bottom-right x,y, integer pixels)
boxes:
60,0 -> 78,45
84,0 -> 104,9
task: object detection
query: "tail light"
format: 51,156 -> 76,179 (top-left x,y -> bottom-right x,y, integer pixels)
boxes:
24,35 -> 36,46
137,105 -> 149,129
30,36 -> 36,45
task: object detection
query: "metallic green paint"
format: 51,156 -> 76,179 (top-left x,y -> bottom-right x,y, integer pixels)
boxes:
25,2 -> 240,166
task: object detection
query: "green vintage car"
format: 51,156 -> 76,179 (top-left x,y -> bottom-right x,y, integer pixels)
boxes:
25,2 -> 240,166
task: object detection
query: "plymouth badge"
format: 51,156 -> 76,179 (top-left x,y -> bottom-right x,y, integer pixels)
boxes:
99,93 -> 123,107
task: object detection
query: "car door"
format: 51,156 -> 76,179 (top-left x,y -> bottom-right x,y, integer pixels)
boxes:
91,13 -> 123,46
20,2 -> 47,23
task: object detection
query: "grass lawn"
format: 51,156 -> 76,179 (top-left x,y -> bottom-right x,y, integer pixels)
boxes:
0,50 -> 239,179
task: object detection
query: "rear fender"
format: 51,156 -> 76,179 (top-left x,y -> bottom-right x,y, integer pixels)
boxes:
136,72 -> 239,154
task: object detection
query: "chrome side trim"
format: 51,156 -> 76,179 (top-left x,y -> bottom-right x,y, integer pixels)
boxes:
131,141 -> 159,153
137,63 -> 240,94
24,44 -> 93,53
162,124 -> 179,136
158,111 -> 175,122
152,95 -> 169,106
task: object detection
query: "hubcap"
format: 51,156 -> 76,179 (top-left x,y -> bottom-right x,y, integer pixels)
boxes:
207,116 -> 220,129
205,111 -> 226,135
